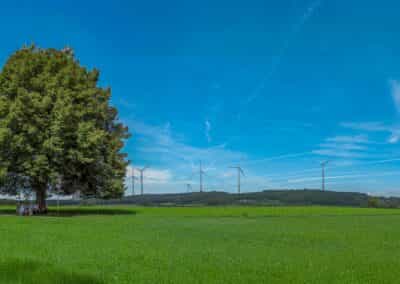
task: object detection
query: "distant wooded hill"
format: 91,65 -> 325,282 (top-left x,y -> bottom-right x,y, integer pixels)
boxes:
2,190 -> 397,208
118,190 -> 400,208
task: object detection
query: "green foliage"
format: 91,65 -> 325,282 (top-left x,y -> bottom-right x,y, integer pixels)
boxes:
0,45 -> 130,206
368,197 -> 380,208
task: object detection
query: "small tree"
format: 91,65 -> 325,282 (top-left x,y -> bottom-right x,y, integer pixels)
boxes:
0,46 -> 130,213
367,197 -> 379,208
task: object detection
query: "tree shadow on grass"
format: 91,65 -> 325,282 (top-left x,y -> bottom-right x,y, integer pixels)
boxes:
0,207 -> 136,217
0,259 -> 105,284
47,208 -> 136,217
0,208 -> 17,215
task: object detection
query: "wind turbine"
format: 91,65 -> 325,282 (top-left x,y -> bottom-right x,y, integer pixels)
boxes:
184,170 -> 197,193
129,166 -> 136,196
199,161 -> 206,192
136,166 -> 148,195
320,161 -> 329,191
229,166 -> 245,194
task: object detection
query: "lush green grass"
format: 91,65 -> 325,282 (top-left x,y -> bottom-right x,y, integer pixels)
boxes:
1,206 -> 400,283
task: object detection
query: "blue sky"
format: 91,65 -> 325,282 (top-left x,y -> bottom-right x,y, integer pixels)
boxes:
2,0 -> 400,195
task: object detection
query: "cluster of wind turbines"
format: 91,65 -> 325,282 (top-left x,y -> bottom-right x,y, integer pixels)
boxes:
128,160 -> 330,196
128,162 -> 245,196
190,160 -> 330,194
186,161 -> 245,195
129,166 -> 148,195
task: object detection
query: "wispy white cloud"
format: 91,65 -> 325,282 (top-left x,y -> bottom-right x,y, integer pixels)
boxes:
388,135 -> 400,144
313,135 -> 370,158
320,143 -> 367,151
341,121 -> 390,132
300,0 -> 323,27
390,79 -> 400,113
326,135 -> 369,144
205,119 -> 212,143
126,165 -> 172,185
338,81 -> 400,144
341,121 -> 400,144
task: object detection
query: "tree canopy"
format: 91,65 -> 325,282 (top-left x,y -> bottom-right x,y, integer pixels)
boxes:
0,46 -> 130,212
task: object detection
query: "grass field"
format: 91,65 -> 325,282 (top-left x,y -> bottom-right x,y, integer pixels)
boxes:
1,206 -> 400,284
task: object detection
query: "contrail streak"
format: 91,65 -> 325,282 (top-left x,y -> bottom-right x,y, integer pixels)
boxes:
329,157 -> 400,170
239,0 -> 323,109
288,171 -> 400,184
242,151 -> 312,165
266,157 -> 400,181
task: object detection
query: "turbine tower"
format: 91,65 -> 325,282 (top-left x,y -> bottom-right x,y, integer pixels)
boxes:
199,161 -> 206,192
137,166 -> 148,195
130,166 -> 135,196
229,166 -> 245,194
320,161 -> 329,191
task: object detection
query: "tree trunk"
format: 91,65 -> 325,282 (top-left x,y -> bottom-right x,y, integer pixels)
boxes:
35,186 -> 48,214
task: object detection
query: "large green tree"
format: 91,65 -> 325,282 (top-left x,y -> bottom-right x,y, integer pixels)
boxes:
0,46 -> 130,212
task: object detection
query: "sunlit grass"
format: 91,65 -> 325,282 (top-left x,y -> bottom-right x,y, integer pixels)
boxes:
1,206 -> 400,283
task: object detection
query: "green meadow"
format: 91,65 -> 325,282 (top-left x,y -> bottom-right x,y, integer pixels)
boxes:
1,206 -> 400,284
